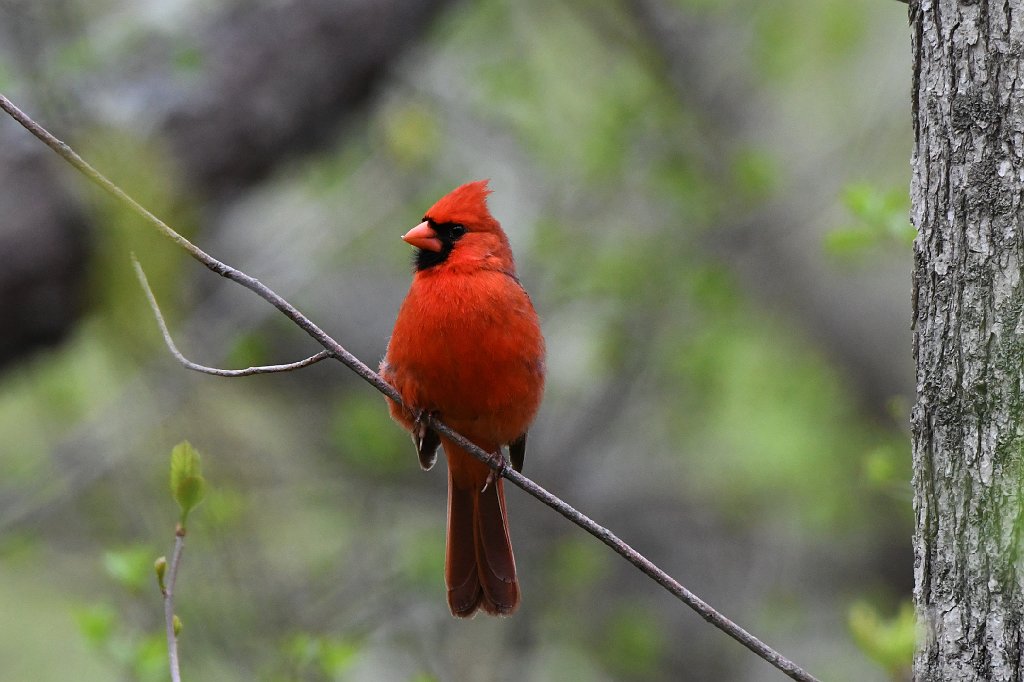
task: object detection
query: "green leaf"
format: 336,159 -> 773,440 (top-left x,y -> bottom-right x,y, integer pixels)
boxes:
170,441 -> 207,524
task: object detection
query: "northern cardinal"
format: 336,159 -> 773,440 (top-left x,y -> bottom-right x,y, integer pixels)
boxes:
381,180 -> 545,617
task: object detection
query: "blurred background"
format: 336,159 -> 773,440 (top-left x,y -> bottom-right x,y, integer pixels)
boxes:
0,0 -> 915,680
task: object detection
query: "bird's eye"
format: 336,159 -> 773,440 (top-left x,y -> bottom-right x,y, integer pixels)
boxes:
450,224 -> 467,238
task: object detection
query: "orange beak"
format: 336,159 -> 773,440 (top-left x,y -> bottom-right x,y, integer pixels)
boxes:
402,221 -> 443,252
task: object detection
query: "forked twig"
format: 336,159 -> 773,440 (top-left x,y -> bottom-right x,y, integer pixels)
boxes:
0,93 -> 820,682
131,254 -> 331,377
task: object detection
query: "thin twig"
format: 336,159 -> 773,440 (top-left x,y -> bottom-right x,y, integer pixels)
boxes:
131,254 -> 332,377
163,525 -> 186,682
0,92 -> 820,682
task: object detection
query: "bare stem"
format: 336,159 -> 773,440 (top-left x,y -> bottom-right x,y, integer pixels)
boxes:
164,526 -> 186,682
0,93 -> 820,682
132,254 -> 332,376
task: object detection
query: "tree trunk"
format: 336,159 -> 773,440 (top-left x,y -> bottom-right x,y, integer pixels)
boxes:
911,1 -> 1024,680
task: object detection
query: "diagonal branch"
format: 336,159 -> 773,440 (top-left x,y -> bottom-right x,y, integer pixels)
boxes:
0,92 -> 820,682
132,254 -> 332,377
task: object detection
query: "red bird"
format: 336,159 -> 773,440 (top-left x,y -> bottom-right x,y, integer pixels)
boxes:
381,180 -> 545,617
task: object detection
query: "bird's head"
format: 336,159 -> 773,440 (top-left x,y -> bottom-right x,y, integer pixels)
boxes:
402,180 -> 514,272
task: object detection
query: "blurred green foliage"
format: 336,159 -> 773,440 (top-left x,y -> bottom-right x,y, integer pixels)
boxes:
827,183 -> 916,260
82,130 -> 197,358
103,545 -> 157,593
848,601 -> 915,679
547,537 -> 611,596
76,602 -> 118,647
0,332 -> 116,483
397,526 -> 446,590
753,0 -> 868,80
201,485 -> 248,530
172,43 -> 204,75
225,332 -> 272,371
466,2 -> 678,182
666,265 -> 900,529
75,601 -> 166,682
731,148 -> 780,202
281,633 -> 362,680
331,394 -> 410,476
380,101 -> 443,168
600,605 -> 666,677
0,0 -> 911,680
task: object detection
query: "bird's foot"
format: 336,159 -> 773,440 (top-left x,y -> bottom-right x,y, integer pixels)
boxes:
481,449 -> 509,493
410,409 -> 441,470
411,409 -> 433,449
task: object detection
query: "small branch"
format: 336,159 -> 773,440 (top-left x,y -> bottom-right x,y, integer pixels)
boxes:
132,254 -> 332,377
163,525 -> 186,682
0,93 -> 820,682
0,94 -> 381,393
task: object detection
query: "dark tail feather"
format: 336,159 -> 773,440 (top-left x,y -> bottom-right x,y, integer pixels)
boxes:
446,475 -> 483,617
445,472 -> 519,617
474,479 -> 519,615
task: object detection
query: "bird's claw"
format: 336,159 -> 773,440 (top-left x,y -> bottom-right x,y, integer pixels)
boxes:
410,409 -> 441,470
411,409 -> 430,448
481,449 -> 509,493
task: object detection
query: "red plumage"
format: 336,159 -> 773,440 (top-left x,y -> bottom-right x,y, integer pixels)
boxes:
381,180 -> 545,617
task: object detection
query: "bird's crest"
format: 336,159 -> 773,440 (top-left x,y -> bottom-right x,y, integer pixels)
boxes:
425,180 -> 497,231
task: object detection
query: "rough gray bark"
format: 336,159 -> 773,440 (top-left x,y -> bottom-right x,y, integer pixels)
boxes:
911,1 -> 1024,680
